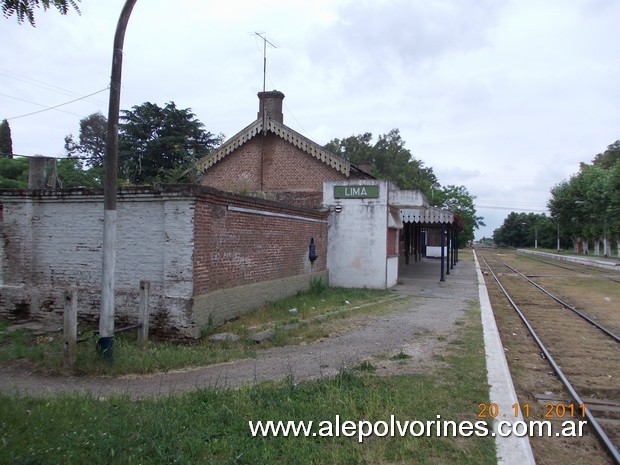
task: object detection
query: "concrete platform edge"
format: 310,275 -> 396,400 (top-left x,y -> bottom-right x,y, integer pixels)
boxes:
473,250 -> 536,465
517,248 -> 619,270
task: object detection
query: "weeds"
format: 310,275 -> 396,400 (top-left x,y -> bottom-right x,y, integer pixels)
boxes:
354,360 -> 376,372
0,303 -> 495,465
0,287 -> 400,376
309,276 -> 328,295
390,351 -> 411,360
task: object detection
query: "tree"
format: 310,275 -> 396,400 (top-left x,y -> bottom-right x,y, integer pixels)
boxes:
2,0 -> 80,26
548,159 -> 616,254
0,156 -> 28,187
325,129 -> 483,247
493,212 -> 559,249
592,140 -> 620,170
434,185 -> 485,246
64,112 -> 107,168
118,102 -> 223,185
325,133 -> 374,166
56,157 -> 103,188
2,0 -> 80,27
0,119 -> 13,158
325,129 -> 438,197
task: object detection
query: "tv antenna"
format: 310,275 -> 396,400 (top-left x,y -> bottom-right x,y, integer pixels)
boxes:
255,32 -> 277,92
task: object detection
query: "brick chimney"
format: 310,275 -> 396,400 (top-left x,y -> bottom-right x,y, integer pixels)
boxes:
257,90 -> 285,124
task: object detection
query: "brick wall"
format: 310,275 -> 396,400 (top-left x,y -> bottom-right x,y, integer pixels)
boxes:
203,138 -> 263,193
193,189 -> 327,295
191,188 -> 328,331
261,134 -> 349,191
1,185 -> 329,338
0,188 -> 196,337
202,133 -> 364,208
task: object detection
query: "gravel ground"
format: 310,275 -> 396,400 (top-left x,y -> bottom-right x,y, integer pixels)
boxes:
0,258 -> 478,399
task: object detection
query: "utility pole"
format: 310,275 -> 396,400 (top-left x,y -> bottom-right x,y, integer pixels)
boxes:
100,0 -> 138,359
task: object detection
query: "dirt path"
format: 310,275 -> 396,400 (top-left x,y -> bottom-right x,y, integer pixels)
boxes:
0,260 -> 478,399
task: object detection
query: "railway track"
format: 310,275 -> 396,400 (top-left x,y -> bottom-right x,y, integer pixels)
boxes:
476,248 -> 620,464
515,251 -> 620,283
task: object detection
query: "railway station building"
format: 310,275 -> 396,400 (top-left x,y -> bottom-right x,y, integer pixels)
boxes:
197,90 -> 463,288
0,90 -> 461,337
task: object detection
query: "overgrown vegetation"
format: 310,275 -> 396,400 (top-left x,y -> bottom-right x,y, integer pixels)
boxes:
325,129 -> 484,244
0,304 -> 495,465
0,322 -> 255,377
0,287 -> 398,376
494,139 -> 620,253
309,276 -> 328,295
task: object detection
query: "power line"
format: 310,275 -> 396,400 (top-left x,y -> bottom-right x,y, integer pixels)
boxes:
476,204 -> 548,213
0,92 -> 84,118
4,87 -> 109,121
0,68 -> 107,106
1,152 -> 66,159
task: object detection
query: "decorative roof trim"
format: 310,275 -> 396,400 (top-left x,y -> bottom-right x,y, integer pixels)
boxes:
399,207 -> 457,225
195,117 -> 350,176
195,119 -> 263,172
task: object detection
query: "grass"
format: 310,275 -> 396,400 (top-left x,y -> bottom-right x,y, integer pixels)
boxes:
354,360 -> 376,372
0,303 -> 495,465
214,286 -> 396,331
0,323 -> 256,377
201,286 -> 404,352
390,351 -> 411,361
0,287 -> 401,377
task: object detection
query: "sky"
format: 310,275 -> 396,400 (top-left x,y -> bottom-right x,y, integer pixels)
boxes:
1,0 -> 619,239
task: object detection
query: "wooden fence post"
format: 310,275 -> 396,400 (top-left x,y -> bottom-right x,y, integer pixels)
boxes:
137,280 -> 150,350
63,288 -> 78,370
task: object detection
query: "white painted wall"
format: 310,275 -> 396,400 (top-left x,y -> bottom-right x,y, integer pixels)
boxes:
0,191 -> 195,335
386,256 -> 399,287
324,180 -> 390,288
389,188 -> 427,207
426,246 -> 448,258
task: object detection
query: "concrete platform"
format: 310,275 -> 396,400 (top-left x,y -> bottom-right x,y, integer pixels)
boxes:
1,251 -> 535,464
518,248 -> 620,270
397,254 -> 536,465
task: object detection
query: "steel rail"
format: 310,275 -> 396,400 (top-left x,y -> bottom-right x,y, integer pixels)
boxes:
490,254 -> 620,343
520,252 -> 620,278
520,253 -> 591,274
481,255 -> 620,464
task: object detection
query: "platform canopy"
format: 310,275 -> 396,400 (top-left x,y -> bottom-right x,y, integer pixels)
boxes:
399,207 -> 459,225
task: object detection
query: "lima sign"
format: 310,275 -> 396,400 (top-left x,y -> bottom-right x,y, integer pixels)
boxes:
333,185 -> 380,199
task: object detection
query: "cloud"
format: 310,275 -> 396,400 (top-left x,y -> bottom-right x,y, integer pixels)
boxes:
309,0 -> 501,75
1,0 -> 617,241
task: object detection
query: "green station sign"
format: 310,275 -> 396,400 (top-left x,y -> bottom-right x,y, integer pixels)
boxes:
333,185 -> 380,199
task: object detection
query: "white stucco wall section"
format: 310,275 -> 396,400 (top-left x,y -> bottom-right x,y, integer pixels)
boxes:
389,189 -> 427,207
324,180 -> 390,289
386,256 -> 399,287
426,246 -> 448,258
0,192 -> 195,334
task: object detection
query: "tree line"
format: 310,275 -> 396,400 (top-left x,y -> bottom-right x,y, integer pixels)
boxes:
2,0 -> 484,247
325,130 -> 484,245
1,108 -> 484,246
0,102 -> 223,188
493,140 -> 620,255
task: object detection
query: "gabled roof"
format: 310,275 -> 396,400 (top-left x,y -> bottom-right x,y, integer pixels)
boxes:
195,117 -> 356,176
